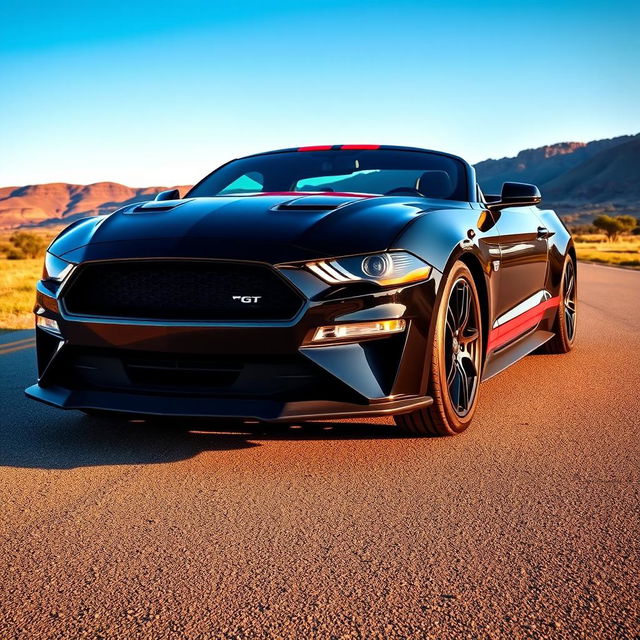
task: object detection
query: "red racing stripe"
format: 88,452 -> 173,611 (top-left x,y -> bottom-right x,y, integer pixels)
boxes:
240,191 -> 376,198
340,144 -> 380,150
487,296 -> 559,352
297,145 -> 381,151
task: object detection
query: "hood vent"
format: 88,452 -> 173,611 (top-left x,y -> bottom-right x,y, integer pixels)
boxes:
274,194 -> 360,212
276,201 -> 341,211
128,199 -> 191,213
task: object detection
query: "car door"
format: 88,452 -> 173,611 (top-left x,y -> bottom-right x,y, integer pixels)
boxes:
493,205 -> 549,320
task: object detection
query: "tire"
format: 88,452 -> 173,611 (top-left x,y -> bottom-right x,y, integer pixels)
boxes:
543,255 -> 577,354
395,261 -> 483,436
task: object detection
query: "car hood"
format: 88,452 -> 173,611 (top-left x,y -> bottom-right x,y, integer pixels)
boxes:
51,193 -> 465,264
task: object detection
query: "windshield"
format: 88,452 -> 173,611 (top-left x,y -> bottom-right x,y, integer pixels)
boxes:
187,149 -> 468,201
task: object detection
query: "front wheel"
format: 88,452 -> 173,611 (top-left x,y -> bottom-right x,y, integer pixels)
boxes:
395,261 -> 483,436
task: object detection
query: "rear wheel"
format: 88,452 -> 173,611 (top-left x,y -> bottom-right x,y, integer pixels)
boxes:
543,255 -> 577,354
395,262 -> 483,436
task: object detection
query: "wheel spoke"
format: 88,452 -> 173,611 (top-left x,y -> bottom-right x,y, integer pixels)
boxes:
460,327 -> 479,345
458,283 -> 470,330
457,361 -> 469,411
449,366 -> 462,409
460,352 -> 478,376
443,275 -> 482,417
566,273 -> 574,297
565,309 -> 574,337
446,353 -> 457,385
563,262 -> 577,341
446,305 -> 457,335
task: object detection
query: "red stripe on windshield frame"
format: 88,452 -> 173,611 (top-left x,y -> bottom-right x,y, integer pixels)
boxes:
340,144 -> 380,150
297,145 -> 334,152
296,145 -> 382,152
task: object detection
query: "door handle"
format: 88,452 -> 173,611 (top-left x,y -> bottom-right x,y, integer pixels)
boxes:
537,226 -> 555,240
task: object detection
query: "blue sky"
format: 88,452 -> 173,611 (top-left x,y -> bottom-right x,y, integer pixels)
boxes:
1,0 -> 638,186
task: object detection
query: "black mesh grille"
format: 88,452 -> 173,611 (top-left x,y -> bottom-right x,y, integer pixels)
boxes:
63,260 -> 304,321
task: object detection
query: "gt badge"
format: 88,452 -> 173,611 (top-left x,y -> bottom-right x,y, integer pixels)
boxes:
492,260 -> 500,272
232,296 -> 262,304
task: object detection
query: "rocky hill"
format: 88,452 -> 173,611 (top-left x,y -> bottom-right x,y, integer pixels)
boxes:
475,133 -> 639,223
0,182 -> 190,230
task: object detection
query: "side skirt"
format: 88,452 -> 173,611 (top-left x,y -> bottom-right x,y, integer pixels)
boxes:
481,329 -> 554,381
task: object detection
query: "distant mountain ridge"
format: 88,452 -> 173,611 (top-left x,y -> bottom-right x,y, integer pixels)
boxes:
475,133 -> 640,215
1,133 -> 638,229
0,182 -> 191,230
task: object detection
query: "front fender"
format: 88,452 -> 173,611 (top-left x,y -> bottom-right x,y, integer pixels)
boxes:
390,206 -> 498,392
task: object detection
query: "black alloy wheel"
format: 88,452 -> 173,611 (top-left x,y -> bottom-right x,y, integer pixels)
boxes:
395,261 -> 483,436
444,277 -> 482,417
563,259 -> 577,341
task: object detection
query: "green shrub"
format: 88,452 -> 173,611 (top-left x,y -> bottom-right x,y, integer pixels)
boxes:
593,215 -> 637,242
1,232 -> 48,259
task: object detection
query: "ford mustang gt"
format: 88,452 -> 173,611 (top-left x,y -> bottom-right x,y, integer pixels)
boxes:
26,145 -> 577,435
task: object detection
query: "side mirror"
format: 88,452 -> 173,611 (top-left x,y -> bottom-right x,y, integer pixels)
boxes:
490,182 -> 541,209
155,189 -> 180,201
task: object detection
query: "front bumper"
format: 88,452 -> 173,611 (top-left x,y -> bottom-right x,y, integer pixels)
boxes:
26,262 -> 440,421
24,383 -> 433,421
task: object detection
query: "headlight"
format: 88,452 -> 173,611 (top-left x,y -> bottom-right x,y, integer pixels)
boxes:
43,253 -> 74,282
306,251 -> 431,287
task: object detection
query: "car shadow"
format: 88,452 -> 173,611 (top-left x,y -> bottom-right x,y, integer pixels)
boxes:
0,413 -> 405,470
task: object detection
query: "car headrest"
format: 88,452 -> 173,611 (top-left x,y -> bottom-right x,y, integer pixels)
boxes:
416,171 -> 453,199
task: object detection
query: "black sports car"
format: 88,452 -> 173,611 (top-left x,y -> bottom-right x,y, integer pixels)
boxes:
26,145 -> 577,435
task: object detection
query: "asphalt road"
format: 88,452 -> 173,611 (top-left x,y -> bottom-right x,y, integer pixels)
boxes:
1,262 -> 638,639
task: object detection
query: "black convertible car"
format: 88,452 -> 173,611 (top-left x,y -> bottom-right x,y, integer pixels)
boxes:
26,145 -> 577,435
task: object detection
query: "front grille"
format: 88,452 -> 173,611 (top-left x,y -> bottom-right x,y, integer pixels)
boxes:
62,260 -> 305,321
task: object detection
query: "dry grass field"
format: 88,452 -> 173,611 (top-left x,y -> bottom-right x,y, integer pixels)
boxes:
0,232 -> 637,330
0,259 -> 40,330
573,234 -> 640,268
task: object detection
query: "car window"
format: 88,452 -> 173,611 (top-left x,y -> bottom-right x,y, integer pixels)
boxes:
296,170 -> 435,194
188,150 -> 467,201
218,171 -> 264,194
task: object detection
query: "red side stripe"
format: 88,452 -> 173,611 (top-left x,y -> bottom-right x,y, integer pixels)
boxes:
297,145 -> 333,151
340,144 -> 380,150
487,296 -> 560,352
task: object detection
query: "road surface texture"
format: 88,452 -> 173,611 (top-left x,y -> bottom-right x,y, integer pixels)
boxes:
0,262 -> 638,639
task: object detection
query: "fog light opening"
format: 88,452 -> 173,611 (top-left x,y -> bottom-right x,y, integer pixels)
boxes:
36,316 -> 61,335
311,319 -> 406,343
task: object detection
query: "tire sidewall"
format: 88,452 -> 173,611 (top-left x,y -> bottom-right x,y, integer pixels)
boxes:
429,262 -> 483,434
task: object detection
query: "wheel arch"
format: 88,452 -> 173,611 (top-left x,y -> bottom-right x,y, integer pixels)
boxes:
426,248 -> 490,379
458,252 -> 490,364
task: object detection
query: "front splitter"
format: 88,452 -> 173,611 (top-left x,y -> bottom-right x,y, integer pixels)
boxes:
25,384 -> 433,422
